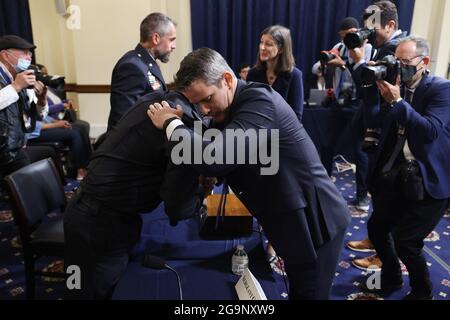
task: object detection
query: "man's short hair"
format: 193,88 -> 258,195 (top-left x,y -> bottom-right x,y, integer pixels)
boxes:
363,0 -> 398,29
174,48 -> 235,91
399,35 -> 430,57
140,12 -> 177,42
238,62 -> 250,72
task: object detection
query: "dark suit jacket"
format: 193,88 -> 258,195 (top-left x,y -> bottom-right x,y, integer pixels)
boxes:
108,44 -> 166,130
84,91 -> 201,222
168,80 -> 350,263
362,75 -> 450,199
247,67 -> 304,122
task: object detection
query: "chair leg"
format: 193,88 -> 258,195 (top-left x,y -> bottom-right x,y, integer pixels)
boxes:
24,251 -> 36,300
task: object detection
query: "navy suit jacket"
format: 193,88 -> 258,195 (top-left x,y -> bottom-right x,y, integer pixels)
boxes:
247,67 -> 304,123
108,44 -> 166,130
168,80 -> 350,263
362,75 -> 450,199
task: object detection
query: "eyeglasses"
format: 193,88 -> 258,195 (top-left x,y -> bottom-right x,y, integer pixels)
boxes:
398,55 -> 424,66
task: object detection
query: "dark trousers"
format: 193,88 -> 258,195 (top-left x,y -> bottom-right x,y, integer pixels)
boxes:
31,127 -> 91,170
322,106 -> 369,201
284,228 -> 346,300
368,176 -> 448,295
63,190 -> 142,299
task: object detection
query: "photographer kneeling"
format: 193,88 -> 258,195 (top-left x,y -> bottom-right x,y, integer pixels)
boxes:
352,36 -> 450,300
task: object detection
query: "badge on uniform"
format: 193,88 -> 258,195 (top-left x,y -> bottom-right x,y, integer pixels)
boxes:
147,71 -> 161,91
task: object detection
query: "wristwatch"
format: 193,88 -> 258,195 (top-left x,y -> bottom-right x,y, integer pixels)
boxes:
390,97 -> 403,107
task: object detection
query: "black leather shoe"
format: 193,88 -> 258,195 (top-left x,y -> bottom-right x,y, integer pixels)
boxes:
360,279 -> 403,293
403,292 -> 433,300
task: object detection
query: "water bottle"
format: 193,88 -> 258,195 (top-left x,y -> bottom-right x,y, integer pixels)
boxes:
231,245 -> 249,276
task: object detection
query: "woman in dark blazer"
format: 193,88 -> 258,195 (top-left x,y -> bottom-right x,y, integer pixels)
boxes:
247,25 -> 304,123
247,25 -> 304,274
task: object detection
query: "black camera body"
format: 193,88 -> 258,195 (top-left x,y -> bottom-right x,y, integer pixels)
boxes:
360,55 -> 400,86
344,28 -> 377,50
320,51 -> 336,64
319,48 -> 340,64
27,65 -> 66,91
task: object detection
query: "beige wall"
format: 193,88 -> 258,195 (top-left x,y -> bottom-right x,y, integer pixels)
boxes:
29,0 -> 449,137
411,0 -> 450,78
29,0 -> 192,137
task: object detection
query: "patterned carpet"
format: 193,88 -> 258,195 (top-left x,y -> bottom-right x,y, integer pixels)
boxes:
1,165 -> 449,300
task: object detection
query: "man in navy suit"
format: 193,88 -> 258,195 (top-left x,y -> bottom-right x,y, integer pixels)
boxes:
358,36 -> 450,300
148,48 -> 351,300
107,12 -> 176,131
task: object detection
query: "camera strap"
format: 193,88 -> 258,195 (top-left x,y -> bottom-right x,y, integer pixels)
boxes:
381,90 -> 413,174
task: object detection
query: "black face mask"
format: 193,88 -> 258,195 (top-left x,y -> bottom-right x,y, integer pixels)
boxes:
400,58 -> 424,84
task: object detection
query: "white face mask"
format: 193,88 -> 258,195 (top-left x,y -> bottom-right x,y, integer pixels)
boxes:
6,51 -> 31,72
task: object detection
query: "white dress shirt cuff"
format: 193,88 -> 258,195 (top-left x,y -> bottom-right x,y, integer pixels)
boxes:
166,119 -> 184,140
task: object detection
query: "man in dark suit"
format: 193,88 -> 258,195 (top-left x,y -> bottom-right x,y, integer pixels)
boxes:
346,0 -> 408,265
358,36 -> 450,300
64,91 -> 205,300
148,48 -> 351,300
107,12 -> 176,131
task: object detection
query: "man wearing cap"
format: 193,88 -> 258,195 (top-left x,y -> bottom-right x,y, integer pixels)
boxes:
312,17 -> 373,212
0,35 -> 48,175
107,12 -> 177,131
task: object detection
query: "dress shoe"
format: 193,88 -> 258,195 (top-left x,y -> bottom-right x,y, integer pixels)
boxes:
352,254 -> 382,271
347,238 -> 376,253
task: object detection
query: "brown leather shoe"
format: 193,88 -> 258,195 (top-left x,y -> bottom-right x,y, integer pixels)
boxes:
347,238 -> 376,253
352,254 -> 382,271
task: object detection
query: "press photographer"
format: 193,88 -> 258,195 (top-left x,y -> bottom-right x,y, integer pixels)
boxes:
358,35 -> 450,300
0,35 -> 49,175
312,17 -> 372,212
346,0 -> 407,267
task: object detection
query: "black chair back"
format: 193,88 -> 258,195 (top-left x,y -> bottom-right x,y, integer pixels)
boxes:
3,158 -> 66,299
4,158 -> 65,239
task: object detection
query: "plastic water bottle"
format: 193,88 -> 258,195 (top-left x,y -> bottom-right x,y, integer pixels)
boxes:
231,245 -> 249,275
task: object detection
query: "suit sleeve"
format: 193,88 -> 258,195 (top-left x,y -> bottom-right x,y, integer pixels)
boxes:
391,81 -> 450,144
160,159 -> 203,225
110,62 -> 148,125
287,68 -> 304,123
167,91 -> 277,177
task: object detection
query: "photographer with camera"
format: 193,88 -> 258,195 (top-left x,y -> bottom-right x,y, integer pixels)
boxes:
356,36 -> 450,300
346,0 -> 407,269
312,17 -> 372,213
0,35 -> 49,176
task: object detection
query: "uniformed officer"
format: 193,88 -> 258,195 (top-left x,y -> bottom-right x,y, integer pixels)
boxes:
107,12 -> 177,131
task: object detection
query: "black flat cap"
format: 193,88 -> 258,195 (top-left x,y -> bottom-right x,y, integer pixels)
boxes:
0,35 -> 36,51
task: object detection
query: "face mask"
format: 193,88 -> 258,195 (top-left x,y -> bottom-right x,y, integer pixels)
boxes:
400,58 -> 424,84
15,58 -> 31,72
6,51 -> 31,72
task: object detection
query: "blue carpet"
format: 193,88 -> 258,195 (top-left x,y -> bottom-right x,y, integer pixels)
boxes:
1,169 -> 449,300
